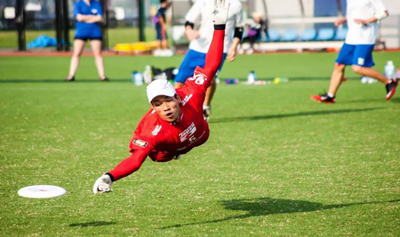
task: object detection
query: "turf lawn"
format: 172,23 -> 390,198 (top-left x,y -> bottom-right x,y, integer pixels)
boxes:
0,52 -> 399,236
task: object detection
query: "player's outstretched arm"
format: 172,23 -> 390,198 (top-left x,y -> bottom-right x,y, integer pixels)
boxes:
202,0 -> 230,79
93,149 -> 148,194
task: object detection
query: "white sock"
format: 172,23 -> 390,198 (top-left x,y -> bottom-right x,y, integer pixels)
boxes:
327,92 -> 334,98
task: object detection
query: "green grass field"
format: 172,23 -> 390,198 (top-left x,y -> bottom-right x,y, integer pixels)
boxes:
0,52 -> 399,236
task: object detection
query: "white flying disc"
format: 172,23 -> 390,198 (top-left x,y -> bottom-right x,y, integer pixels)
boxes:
18,185 -> 66,198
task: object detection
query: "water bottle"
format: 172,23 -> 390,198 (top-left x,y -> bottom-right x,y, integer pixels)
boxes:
143,65 -> 153,83
132,71 -> 143,86
247,71 -> 256,84
131,71 -> 137,83
384,61 -> 395,79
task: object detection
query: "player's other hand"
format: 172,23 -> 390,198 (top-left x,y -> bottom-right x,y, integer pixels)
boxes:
185,28 -> 200,41
212,0 -> 230,25
227,46 -> 236,62
93,173 -> 113,194
354,19 -> 369,24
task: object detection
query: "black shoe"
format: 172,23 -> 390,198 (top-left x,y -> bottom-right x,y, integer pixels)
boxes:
101,77 -> 109,82
203,107 -> 211,121
386,79 -> 398,100
65,76 -> 75,82
311,92 -> 335,104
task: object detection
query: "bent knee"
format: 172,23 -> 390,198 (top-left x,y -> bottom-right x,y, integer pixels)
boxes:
334,63 -> 346,71
352,65 -> 363,74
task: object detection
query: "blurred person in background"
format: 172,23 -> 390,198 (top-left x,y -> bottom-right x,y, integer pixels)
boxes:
311,0 -> 397,103
66,0 -> 108,82
153,0 -> 172,51
238,12 -> 267,55
174,0 -> 244,121
92,0 -> 230,194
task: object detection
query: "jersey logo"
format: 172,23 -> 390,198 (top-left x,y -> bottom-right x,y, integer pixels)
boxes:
179,122 -> 197,142
91,9 -> 98,14
152,125 -> 162,136
188,72 -> 207,85
181,94 -> 193,106
132,139 -> 148,148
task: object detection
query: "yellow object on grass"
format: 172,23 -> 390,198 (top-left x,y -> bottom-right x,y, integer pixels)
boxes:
114,41 -> 159,53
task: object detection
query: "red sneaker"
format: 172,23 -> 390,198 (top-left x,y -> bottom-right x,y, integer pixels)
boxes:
386,79 -> 398,100
311,93 -> 336,104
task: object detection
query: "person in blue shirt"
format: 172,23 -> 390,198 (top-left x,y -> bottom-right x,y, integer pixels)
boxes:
66,0 -> 108,81
153,0 -> 171,50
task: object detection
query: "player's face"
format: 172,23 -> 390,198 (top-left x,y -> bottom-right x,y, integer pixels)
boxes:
151,95 -> 181,123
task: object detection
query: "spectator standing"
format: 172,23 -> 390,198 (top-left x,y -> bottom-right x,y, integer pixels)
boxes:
153,0 -> 171,51
66,0 -> 108,82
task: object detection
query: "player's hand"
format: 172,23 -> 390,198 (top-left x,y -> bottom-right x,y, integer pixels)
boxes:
185,28 -> 200,41
93,173 -> 113,194
334,17 -> 346,26
212,0 -> 230,25
227,46 -> 236,62
354,19 -> 369,24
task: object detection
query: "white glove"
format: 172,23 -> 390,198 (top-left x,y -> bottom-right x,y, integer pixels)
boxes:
212,0 -> 230,25
93,173 -> 113,194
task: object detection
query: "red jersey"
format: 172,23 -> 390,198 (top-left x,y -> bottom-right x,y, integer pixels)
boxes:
109,27 -> 225,181
131,67 -> 211,162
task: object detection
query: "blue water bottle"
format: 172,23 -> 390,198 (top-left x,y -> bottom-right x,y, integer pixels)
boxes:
132,71 -> 143,86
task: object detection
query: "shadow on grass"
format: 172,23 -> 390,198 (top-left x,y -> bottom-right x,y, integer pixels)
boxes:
210,107 -> 384,124
160,197 -> 400,229
69,221 -> 116,227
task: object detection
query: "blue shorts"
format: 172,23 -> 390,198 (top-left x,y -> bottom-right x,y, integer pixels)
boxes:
174,49 -> 227,83
336,43 -> 375,67
156,25 -> 168,40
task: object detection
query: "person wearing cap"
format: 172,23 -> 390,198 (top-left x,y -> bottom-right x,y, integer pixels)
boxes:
174,0 -> 244,121
93,0 -> 230,194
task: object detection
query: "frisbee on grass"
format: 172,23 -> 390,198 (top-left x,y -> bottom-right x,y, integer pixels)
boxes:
18,185 -> 67,198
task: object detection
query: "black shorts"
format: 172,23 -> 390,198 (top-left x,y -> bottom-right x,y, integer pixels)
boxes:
74,37 -> 103,41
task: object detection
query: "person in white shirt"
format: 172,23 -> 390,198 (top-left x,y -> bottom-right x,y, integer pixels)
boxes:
312,0 -> 398,103
174,0 -> 244,120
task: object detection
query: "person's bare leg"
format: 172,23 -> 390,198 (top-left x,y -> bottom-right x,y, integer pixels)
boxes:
204,77 -> 217,108
157,40 -> 162,50
328,63 -> 346,96
161,39 -> 168,49
352,65 -> 391,84
175,82 -> 184,89
67,39 -> 85,79
90,40 -> 106,80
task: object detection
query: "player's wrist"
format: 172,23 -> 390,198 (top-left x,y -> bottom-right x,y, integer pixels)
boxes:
105,172 -> 115,182
214,24 -> 226,30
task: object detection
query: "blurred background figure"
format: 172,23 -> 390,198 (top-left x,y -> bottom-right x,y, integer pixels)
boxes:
66,0 -> 108,82
238,12 -> 267,55
311,0 -> 397,103
174,0 -> 244,121
152,0 -> 172,56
